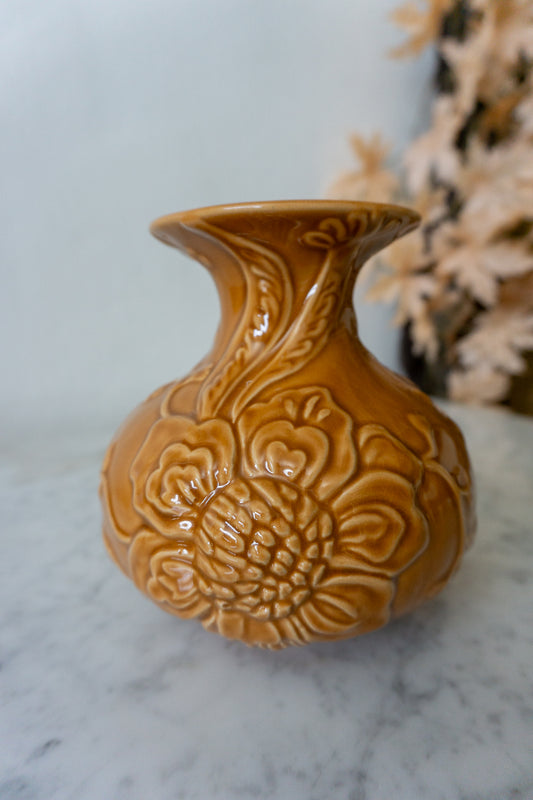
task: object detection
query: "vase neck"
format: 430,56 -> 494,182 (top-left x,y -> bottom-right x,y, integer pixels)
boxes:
150,202 -> 419,420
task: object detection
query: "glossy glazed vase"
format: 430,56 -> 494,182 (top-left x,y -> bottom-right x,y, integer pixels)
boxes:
100,201 -> 476,649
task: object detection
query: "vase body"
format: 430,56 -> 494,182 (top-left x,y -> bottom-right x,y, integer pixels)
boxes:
100,201 -> 476,648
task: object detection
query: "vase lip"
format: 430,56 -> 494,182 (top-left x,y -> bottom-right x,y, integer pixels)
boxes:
150,199 -> 421,246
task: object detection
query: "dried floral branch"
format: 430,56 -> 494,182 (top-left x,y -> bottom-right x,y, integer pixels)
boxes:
327,133 -> 399,202
328,0 -> 533,410
389,0 -> 455,58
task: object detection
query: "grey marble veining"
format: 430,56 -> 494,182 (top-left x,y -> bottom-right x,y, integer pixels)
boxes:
1,402 -> 533,800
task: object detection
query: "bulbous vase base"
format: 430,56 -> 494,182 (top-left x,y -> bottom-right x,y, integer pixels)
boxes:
100,201 -> 475,648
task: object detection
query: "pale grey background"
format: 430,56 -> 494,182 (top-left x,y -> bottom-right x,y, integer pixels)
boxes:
1,0 -> 432,440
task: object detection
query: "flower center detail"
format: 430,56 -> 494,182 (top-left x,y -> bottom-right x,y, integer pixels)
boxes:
195,477 -> 334,620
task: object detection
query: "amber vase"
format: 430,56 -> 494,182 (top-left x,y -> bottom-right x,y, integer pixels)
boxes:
100,201 -> 475,648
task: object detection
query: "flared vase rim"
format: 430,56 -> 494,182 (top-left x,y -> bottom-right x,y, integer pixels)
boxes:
150,199 -> 421,244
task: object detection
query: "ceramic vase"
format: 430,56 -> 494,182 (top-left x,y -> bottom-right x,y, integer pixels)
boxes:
100,201 -> 475,648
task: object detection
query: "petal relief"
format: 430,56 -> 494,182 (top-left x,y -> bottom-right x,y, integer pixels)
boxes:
297,572 -> 394,639
131,416 -> 235,537
408,414 -> 475,549
238,386 -> 355,499
332,472 -> 429,576
206,608 -> 245,641
128,529 -> 209,619
146,445 -> 217,516
250,420 -> 329,487
357,424 -> 424,486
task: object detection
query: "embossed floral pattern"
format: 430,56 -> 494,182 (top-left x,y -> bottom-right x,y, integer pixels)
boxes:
101,203 -> 473,648
124,387 -> 429,648
301,208 -> 418,250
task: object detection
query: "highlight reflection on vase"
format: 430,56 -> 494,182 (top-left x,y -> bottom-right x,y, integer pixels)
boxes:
100,201 -> 476,648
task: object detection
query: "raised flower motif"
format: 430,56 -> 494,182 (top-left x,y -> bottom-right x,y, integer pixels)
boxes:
301,214 -> 365,249
125,386 -> 429,648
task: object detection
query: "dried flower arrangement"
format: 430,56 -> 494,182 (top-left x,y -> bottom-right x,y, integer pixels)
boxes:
329,0 -> 533,412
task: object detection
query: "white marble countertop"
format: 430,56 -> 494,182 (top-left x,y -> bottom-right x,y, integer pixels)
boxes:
1,401 -> 533,800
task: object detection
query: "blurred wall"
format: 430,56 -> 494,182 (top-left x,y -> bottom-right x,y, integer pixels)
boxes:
1,0 -> 432,436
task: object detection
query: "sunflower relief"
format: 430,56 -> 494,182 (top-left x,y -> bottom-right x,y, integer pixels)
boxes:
117,386 -> 430,648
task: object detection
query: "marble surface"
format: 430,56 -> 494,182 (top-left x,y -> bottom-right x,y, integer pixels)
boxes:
1,402 -> 533,800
